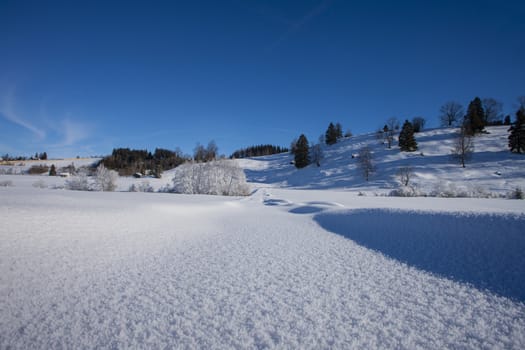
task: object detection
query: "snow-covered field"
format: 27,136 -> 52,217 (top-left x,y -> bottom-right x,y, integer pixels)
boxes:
1,185 -> 525,349
2,126 -> 525,348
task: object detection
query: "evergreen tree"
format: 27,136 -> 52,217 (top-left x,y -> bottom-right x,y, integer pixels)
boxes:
294,134 -> 310,168
464,97 -> 486,135
49,164 -> 57,176
398,120 -> 418,152
325,123 -> 337,145
509,108 -> 525,154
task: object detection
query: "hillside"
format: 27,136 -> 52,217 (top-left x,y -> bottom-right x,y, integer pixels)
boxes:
239,126 -> 525,196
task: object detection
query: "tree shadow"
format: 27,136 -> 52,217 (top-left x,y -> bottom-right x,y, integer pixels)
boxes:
314,209 -> 525,303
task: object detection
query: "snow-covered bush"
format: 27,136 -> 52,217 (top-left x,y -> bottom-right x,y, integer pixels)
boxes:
389,184 -> 423,197
171,160 -> 249,196
65,173 -> 90,191
129,181 -> 154,192
32,180 -> 47,189
94,164 -> 118,191
0,180 -> 14,187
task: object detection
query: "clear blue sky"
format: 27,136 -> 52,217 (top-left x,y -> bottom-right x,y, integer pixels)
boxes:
1,0 -> 524,158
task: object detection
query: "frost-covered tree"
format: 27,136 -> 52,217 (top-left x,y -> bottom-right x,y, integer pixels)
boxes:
509,108 -> 525,154
294,134 -> 310,168
65,173 -> 90,191
171,160 -> 249,196
451,126 -> 474,168
399,120 -> 418,152
310,142 -> 323,167
95,164 -> 118,191
439,101 -> 464,127
357,146 -> 374,181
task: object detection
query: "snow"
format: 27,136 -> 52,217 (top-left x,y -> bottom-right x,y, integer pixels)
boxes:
1,126 -> 525,348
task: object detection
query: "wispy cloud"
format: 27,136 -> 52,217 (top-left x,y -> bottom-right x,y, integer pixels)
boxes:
267,0 -> 333,52
61,118 -> 92,146
0,88 -> 46,139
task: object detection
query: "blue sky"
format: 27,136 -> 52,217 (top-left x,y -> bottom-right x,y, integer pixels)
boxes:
1,0 -> 524,158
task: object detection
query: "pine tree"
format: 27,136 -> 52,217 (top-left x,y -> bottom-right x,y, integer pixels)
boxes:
49,164 -> 57,176
294,134 -> 310,168
509,108 -> 525,154
464,97 -> 486,135
398,120 -> 418,152
325,123 -> 337,145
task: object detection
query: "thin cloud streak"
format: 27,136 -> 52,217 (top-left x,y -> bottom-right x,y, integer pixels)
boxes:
0,89 -> 46,139
266,0 -> 333,52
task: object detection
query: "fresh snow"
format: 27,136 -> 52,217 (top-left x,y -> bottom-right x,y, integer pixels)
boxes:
1,126 -> 525,348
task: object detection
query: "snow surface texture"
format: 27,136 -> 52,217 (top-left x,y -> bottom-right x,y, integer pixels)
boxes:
2,187 -> 525,349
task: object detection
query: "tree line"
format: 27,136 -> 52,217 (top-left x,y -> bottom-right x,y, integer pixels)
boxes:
230,144 -> 289,159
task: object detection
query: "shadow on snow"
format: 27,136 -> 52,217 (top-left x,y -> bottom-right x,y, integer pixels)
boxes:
314,209 -> 525,303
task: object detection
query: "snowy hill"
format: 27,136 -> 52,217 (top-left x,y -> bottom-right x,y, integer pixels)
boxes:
239,126 -> 525,195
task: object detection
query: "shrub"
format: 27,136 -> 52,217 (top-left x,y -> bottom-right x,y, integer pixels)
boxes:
508,187 -> 524,200
32,180 -> 47,189
28,164 -> 49,174
65,174 -> 91,191
171,160 -> 249,196
129,181 -> 154,192
94,164 -> 118,191
0,180 -> 14,187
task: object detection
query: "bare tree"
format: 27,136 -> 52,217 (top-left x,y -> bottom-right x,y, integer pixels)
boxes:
357,146 -> 374,181
310,142 -> 323,167
397,166 -> 413,186
383,117 -> 399,149
440,101 -> 464,127
412,116 -> 426,132
451,126 -> 474,168
482,98 -> 503,125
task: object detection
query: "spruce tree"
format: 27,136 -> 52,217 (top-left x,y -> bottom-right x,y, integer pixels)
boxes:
49,164 -> 57,176
325,123 -> 337,145
294,134 -> 310,168
509,108 -> 525,154
398,120 -> 418,151
335,122 -> 343,140
464,97 -> 486,135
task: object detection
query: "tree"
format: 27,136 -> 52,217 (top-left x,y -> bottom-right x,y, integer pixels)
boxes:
504,115 -> 511,126
357,146 -> 374,181
482,98 -> 503,125
399,120 -> 418,152
335,122 -> 343,140
464,97 -> 486,135
439,101 -> 464,127
193,143 -> 207,162
325,123 -> 338,145
451,126 -> 474,168
310,142 -> 323,167
412,117 -> 426,132
383,117 -> 398,149
205,140 -> 218,162
294,134 -> 310,168
509,108 -> 525,154
95,164 -> 118,191
49,164 -> 57,176
397,166 -> 413,187
289,138 -> 298,155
